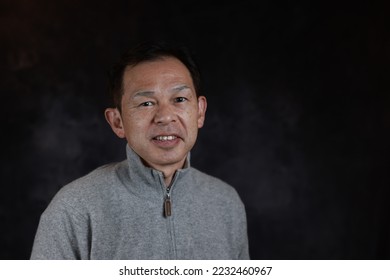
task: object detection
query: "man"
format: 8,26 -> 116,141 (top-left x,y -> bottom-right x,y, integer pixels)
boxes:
31,42 -> 249,259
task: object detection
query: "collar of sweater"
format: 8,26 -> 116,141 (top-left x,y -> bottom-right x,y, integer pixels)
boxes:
122,144 -> 192,199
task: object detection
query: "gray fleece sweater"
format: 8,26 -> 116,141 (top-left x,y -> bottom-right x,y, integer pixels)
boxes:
31,145 -> 249,259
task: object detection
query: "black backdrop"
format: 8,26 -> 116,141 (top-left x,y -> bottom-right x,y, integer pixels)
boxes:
1,0 -> 389,259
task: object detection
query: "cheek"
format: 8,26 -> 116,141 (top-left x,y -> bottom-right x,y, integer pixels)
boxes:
185,111 -> 201,132
123,112 -> 147,134
179,110 -> 195,126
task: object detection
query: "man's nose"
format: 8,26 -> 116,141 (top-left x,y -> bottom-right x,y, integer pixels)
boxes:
153,103 -> 177,125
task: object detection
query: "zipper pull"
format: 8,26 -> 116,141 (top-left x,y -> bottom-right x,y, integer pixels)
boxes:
164,191 -> 172,217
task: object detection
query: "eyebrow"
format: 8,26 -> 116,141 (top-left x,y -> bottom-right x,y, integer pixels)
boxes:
133,91 -> 155,99
172,85 -> 191,92
133,85 -> 191,98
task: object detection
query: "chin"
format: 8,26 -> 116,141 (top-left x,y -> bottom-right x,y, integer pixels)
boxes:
155,156 -> 185,166
152,152 -> 187,166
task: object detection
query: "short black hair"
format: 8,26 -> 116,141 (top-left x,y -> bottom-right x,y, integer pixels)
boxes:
108,41 -> 201,111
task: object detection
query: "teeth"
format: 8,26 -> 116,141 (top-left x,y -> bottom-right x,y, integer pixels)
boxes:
155,135 -> 177,141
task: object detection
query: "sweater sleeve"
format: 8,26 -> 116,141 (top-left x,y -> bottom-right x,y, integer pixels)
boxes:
30,197 -> 91,260
238,206 -> 250,260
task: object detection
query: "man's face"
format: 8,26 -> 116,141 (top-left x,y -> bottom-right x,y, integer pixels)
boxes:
106,57 -> 207,172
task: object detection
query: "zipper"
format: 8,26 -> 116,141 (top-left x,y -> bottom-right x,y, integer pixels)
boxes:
163,171 -> 180,217
159,171 -> 180,259
164,186 -> 172,217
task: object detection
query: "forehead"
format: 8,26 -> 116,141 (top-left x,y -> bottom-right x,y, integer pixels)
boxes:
123,57 -> 193,90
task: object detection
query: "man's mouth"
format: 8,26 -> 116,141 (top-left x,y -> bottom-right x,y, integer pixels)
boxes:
153,135 -> 178,141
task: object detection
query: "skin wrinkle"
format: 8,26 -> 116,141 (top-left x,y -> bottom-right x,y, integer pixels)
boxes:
133,85 -> 191,99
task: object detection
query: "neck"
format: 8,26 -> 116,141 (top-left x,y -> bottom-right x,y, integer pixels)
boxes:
162,170 -> 176,187
141,158 -> 187,187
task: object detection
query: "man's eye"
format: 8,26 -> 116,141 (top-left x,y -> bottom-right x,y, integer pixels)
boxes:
175,97 -> 188,103
140,101 -> 154,107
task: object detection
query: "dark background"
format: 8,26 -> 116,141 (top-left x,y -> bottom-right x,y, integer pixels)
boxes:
1,0 -> 389,259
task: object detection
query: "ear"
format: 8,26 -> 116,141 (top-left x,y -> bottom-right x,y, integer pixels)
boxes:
104,108 -> 126,138
197,96 -> 207,128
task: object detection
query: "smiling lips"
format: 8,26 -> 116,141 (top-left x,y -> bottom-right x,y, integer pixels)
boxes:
154,135 -> 178,141
152,135 -> 181,148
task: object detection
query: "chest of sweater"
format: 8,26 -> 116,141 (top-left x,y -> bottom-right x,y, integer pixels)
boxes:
88,183 -> 235,259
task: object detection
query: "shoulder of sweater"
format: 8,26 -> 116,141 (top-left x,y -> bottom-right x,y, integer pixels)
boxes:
188,167 -> 242,201
48,160 -> 126,207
